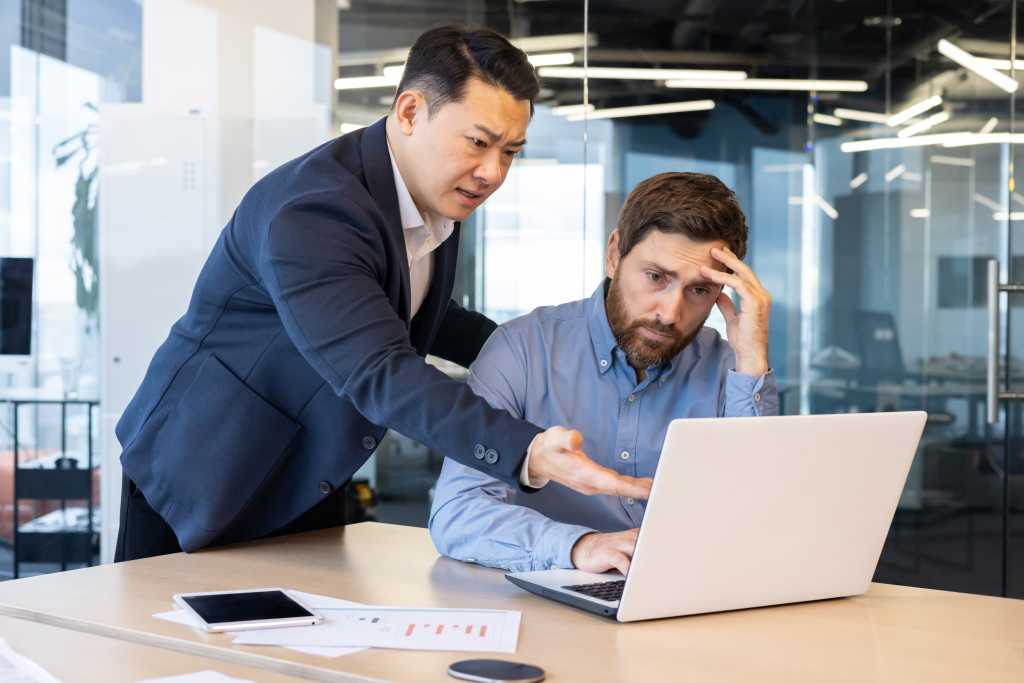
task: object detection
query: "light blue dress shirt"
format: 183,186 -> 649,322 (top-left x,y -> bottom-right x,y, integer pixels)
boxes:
428,281 -> 779,572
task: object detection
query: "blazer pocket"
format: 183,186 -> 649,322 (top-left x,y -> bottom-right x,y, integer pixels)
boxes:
150,353 -> 302,535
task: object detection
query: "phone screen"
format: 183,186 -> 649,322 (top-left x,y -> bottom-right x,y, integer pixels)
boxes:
181,590 -> 314,624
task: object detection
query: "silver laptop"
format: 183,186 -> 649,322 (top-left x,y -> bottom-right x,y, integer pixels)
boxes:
506,411 -> 926,622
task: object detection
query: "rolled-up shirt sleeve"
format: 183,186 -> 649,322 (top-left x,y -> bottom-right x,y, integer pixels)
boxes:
428,327 -> 595,571
721,369 -> 780,416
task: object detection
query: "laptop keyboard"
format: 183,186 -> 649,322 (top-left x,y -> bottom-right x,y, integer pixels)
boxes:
562,580 -> 625,602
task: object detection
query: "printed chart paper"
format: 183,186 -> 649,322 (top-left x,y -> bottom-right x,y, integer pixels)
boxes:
232,607 -> 521,653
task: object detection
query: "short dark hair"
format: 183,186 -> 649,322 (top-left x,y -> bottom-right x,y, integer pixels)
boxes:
616,172 -> 748,260
393,26 -> 540,116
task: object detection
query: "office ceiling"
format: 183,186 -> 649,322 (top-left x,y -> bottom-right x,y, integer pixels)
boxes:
336,0 -> 1017,128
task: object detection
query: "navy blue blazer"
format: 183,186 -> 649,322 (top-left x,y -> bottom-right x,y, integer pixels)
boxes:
116,118 -> 542,552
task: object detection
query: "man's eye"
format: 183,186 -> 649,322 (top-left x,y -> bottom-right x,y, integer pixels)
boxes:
646,271 -> 662,283
504,149 -> 519,158
469,137 -> 486,148
692,287 -> 709,296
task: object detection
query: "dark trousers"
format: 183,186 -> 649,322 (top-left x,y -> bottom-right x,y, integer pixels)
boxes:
114,474 -> 348,561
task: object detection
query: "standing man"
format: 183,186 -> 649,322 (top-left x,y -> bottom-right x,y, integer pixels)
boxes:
114,26 -> 650,561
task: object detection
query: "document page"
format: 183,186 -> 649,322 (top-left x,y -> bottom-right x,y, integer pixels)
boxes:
232,607 -> 522,653
0,639 -> 61,683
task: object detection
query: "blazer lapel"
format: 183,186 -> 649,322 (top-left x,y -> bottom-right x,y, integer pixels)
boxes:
360,118 -> 411,324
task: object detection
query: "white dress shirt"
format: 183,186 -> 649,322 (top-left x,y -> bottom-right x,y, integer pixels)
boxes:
387,140 -> 543,488
387,143 -> 454,318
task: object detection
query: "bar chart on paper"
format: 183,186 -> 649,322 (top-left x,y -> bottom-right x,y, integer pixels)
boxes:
232,607 -> 522,653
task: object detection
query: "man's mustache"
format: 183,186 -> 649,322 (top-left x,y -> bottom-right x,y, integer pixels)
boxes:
628,319 -> 679,338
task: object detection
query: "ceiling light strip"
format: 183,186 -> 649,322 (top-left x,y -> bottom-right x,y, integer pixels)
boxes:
937,39 -> 1019,93
566,99 -> 715,121
665,78 -> 867,92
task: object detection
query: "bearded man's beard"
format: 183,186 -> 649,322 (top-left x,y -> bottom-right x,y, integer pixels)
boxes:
605,277 -> 705,369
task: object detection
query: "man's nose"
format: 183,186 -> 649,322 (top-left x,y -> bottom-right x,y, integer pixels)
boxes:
655,288 -> 686,326
474,152 -> 502,186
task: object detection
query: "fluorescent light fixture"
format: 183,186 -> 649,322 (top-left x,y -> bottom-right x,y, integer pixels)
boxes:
513,33 -> 595,53
527,52 -> 575,67
887,95 -> 943,126
993,211 -> 1024,220
897,110 -> 950,138
566,99 -> 715,121
812,113 -> 843,126
941,132 -> 1024,148
975,193 -> 1001,211
974,57 -> 1024,70
815,195 -> 839,219
937,39 -> 1019,93
551,103 -> 595,116
885,164 -> 907,182
930,154 -> 974,167
834,108 -> 889,124
788,196 -> 803,205
909,208 -> 930,218
339,122 -> 367,134
665,78 -> 867,92
381,65 -> 404,78
334,74 -> 400,90
902,171 -> 923,182
539,66 -> 747,81
979,116 -> 998,134
838,130 -> 1024,152
849,172 -> 868,189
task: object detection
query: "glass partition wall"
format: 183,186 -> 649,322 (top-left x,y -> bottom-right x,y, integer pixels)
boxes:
566,0 -> 1022,598
2,1 -> 1020,594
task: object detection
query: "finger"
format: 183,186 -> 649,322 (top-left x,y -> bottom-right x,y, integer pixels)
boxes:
565,429 -> 584,452
608,551 -> 631,577
699,266 -> 752,297
595,471 -> 653,499
615,534 -> 639,557
715,291 -> 738,323
710,246 -> 760,284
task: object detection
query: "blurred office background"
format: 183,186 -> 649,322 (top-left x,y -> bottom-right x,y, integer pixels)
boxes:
0,0 -> 1021,599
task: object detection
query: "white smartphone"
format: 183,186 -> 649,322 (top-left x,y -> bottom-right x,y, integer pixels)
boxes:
172,588 -> 322,632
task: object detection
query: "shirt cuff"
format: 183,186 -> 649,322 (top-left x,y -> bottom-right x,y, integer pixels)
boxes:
519,432 -> 550,489
533,523 -> 595,570
724,368 -> 778,416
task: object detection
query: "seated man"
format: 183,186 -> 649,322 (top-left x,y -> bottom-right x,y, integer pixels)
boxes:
429,172 -> 778,575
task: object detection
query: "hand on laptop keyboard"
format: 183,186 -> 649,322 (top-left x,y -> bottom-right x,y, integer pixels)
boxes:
570,528 -> 639,575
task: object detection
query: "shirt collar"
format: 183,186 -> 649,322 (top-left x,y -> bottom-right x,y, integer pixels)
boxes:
587,280 -> 619,375
587,279 -> 694,379
386,139 -> 427,231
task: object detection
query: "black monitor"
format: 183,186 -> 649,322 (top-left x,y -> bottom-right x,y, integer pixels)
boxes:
0,258 -> 33,356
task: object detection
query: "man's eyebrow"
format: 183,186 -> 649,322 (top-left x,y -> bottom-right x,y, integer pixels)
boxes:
474,124 -> 526,147
641,262 -> 677,279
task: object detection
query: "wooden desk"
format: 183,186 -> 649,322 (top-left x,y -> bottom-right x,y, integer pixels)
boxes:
0,522 -> 1020,682
0,615 -> 301,682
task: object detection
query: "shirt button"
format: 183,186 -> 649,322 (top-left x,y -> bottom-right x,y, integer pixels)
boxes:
627,394 -> 636,402
620,450 -> 630,461
599,359 -> 608,368
473,444 -> 486,459
484,449 -> 499,465
319,480 -> 332,495
754,393 -> 762,402
626,497 -> 635,505
362,436 -> 377,450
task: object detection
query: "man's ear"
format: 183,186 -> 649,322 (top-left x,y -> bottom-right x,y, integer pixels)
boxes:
392,90 -> 425,136
605,230 -> 622,279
